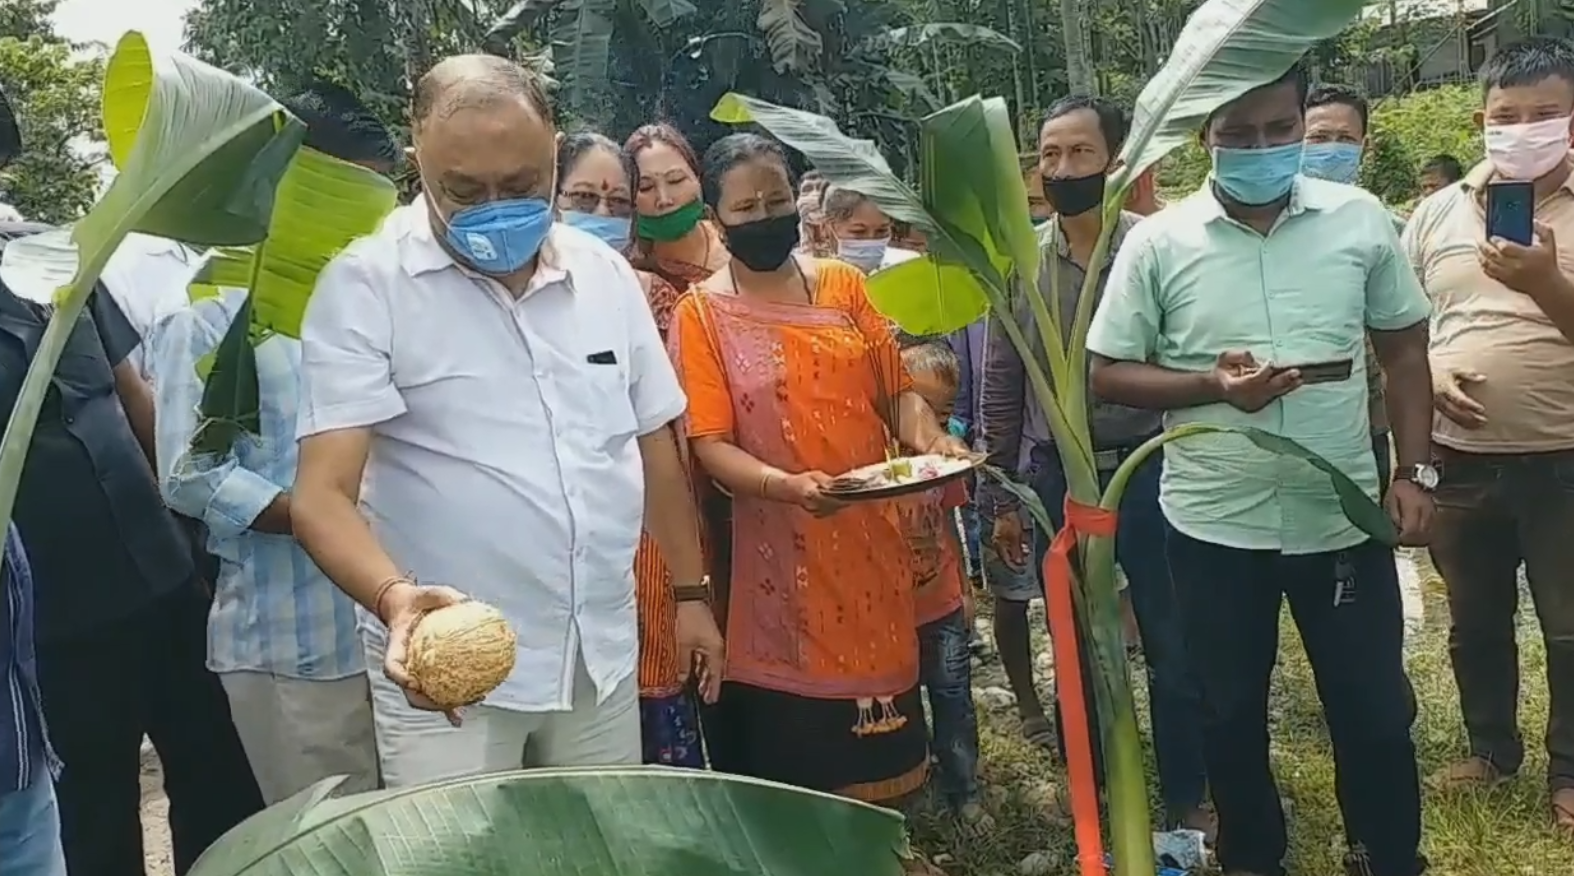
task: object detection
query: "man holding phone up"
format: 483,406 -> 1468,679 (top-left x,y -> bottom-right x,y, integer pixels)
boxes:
1087,62 -> 1435,876
1402,37 -> 1574,832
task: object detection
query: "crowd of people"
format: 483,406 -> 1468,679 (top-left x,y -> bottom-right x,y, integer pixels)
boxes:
0,28 -> 1571,876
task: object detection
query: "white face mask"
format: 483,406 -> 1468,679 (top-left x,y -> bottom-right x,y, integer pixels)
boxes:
836,236 -> 889,273
1485,115 -> 1572,181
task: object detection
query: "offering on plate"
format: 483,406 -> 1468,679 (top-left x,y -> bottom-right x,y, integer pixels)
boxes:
826,453 -> 980,498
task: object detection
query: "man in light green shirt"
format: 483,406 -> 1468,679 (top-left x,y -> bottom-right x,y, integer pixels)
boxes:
1085,63 -> 1436,876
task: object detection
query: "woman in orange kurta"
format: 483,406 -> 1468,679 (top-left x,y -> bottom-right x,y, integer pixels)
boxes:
668,132 -> 970,802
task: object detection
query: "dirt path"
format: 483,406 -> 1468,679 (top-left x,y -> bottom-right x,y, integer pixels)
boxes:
140,741 -> 173,876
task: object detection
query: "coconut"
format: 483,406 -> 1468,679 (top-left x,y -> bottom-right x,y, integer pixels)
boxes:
405,602 -> 518,708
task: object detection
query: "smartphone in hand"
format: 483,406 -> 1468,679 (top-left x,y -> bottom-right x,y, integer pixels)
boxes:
1486,180 -> 1535,246
1271,358 -> 1354,385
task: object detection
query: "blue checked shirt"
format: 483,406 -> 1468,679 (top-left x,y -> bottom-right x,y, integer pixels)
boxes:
0,524 -> 55,793
148,291 -> 363,679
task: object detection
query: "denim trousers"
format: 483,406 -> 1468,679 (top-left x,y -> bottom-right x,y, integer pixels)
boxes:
1166,528 -> 1423,876
1027,442 -> 1209,816
0,757 -> 67,876
918,607 -> 981,806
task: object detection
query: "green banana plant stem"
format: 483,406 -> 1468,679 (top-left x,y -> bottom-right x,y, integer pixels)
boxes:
1073,426 -> 1226,875
1062,195 -> 1125,442
996,213 -> 1156,874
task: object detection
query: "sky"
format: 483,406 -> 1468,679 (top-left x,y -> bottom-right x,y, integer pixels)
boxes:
52,0 -> 195,55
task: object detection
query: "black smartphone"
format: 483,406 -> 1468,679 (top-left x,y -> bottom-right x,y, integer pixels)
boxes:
1271,358 -> 1353,385
1486,180 -> 1535,246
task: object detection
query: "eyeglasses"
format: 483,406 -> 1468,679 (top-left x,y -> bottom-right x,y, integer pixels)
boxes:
558,190 -> 634,217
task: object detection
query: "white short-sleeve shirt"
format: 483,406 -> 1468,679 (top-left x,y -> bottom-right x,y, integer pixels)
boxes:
297,204 -> 687,712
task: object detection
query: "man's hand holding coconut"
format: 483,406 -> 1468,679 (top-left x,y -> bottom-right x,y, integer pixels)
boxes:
375,579 -> 514,725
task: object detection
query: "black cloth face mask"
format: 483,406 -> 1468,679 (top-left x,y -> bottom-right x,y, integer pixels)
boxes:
1041,170 -> 1108,218
723,212 -> 802,272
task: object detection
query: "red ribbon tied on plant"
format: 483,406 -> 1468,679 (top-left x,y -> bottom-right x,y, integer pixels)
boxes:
1041,495 -> 1118,876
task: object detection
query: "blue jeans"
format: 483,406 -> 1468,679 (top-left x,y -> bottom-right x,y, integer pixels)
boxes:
918,607 -> 981,807
0,761 -> 67,876
1028,442 -> 1209,816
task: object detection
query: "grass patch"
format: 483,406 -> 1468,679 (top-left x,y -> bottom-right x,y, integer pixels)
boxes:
912,552 -> 1566,874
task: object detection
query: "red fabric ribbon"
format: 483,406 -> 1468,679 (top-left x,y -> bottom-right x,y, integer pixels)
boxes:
1041,495 -> 1118,876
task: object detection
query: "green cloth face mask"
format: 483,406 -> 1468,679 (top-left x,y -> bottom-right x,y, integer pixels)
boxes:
636,200 -> 705,242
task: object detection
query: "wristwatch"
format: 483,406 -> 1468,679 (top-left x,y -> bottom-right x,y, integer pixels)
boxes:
1394,463 -> 1441,492
673,576 -> 712,603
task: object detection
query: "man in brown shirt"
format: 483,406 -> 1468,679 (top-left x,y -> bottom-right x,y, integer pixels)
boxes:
1403,36 -> 1574,831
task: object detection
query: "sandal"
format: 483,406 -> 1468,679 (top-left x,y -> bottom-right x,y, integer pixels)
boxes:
1021,715 -> 1056,751
1552,788 -> 1574,835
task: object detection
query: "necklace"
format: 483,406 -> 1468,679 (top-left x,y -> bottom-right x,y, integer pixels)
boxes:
727,256 -> 811,303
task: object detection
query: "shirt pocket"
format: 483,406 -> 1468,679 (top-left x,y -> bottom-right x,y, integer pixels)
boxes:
572,362 -> 640,440
1264,266 -> 1367,363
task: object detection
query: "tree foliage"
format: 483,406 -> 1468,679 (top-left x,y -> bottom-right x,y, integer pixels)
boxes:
181,0 -> 1025,175
0,0 -> 104,224
1366,83 -> 1483,204
172,0 -> 1521,202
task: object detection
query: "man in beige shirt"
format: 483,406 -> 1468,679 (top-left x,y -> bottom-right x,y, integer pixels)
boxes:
1402,36 -> 1574,831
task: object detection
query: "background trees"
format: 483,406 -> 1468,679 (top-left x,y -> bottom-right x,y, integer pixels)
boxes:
0,0 -> 102,224
0,0 -> 1567,222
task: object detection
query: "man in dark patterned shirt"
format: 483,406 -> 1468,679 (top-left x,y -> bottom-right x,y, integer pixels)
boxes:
0,524 -> 64,876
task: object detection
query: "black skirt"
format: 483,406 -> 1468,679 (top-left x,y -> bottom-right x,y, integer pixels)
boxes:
701,681 -> 929,803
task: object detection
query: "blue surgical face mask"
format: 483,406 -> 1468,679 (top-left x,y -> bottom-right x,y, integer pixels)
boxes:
439,198 -> 555,274
1211,141 -> 1305,206
562,210 -> 631,252
1300,142 -> 1363,185
837,236 -> 889,273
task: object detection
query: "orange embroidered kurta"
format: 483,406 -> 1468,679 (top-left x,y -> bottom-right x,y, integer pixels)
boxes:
669,260 -> 919,699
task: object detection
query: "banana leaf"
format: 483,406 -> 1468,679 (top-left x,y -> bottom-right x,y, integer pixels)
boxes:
989,424 -> 1398,549
188,769 -> 912,876
186,246 -> 255,303
867,23 -> 1022,54
0,32 -> 304,561
243,146 -> 398,340
193,296 -> 261,454
185,146 -> 397,454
